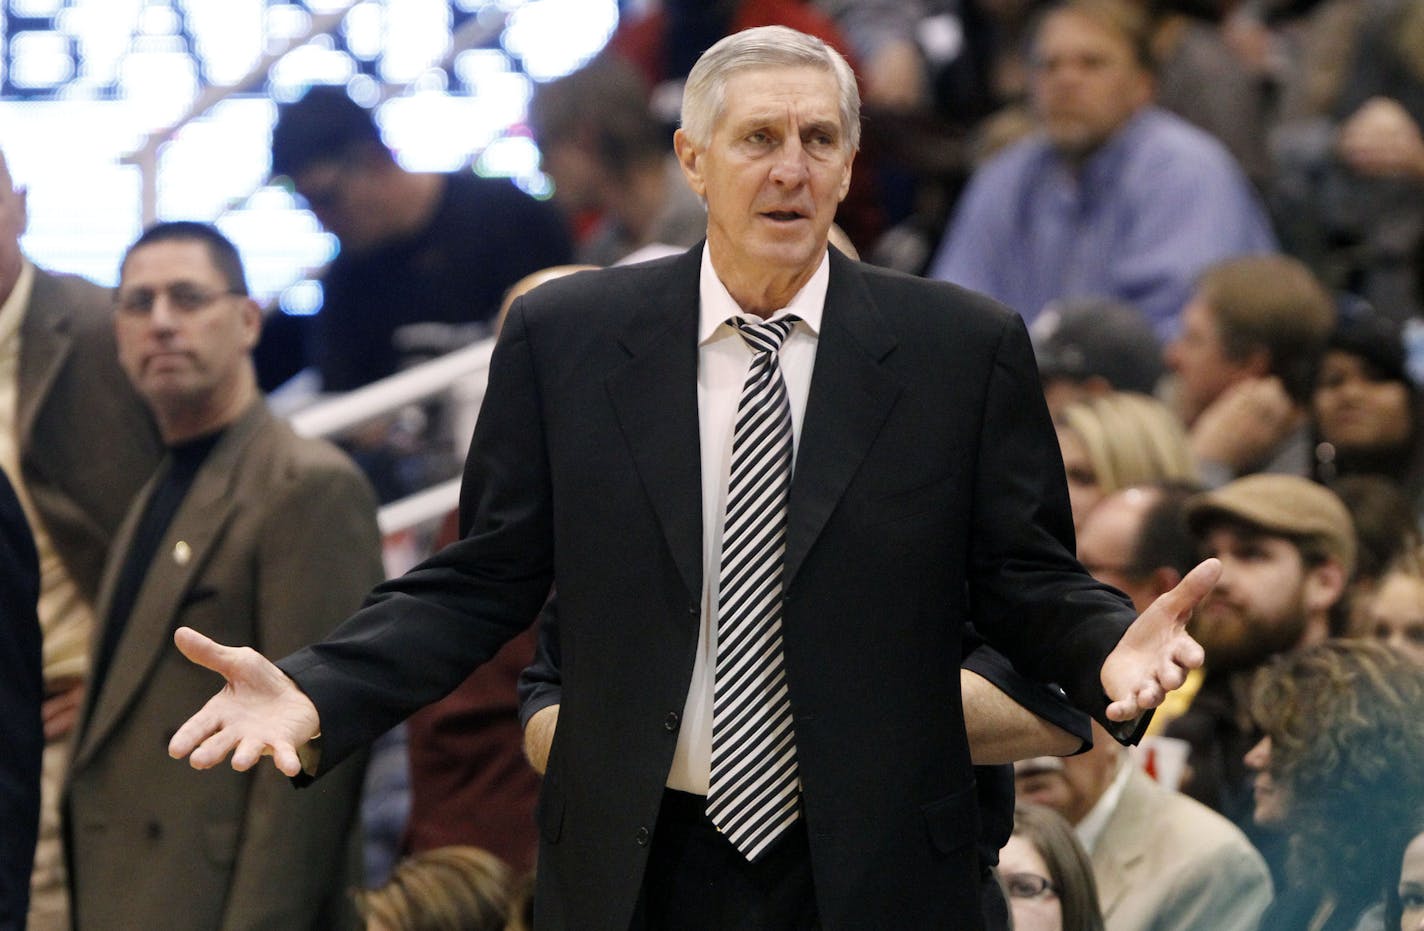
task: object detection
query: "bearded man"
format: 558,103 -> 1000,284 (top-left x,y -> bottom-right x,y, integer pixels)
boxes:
1164,474 -> 1353,882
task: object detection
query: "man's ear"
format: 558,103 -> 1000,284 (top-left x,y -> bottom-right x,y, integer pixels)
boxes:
1303,559 -> 1347,615
836,149 -> 854,203
673,129 -> 706,199
238,297 -> 262,351
1241,346 -> 1272,379
1149,566 -> 1183,601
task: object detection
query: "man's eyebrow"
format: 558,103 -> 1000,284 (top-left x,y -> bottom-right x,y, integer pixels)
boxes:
728,113 -> 842,133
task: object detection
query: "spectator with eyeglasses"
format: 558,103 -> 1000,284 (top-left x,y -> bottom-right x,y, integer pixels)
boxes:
60,221 -> 384,931
1001,803 -> 1105,931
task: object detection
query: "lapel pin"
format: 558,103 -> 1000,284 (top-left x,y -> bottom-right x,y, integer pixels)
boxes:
173,541 -> 191,566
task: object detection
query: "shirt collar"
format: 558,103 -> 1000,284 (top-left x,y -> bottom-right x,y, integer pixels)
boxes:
697,245 -> 828,346
1073,106 -> 1156,195
1074,755 -> 1133,854
0,259 -> 36,349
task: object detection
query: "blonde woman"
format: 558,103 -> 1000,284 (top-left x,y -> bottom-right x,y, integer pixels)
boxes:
357,846 -> 514,931
1056,392 -> 1200,530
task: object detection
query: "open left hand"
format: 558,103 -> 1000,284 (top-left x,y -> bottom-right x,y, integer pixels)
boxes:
1101,558 -> 1219,721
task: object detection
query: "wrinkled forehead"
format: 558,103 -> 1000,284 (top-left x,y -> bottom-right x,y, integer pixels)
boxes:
718,65 -> 843,121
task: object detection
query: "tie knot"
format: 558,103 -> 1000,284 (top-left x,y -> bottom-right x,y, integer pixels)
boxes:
731,316 -> 798,355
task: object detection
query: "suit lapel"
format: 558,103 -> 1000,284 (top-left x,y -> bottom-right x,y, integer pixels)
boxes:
606,248 -> 704,601
17,272 -> 74,451
1091,766 -> 1151,919
73,406 -> 266,770
784,251 -> 901,586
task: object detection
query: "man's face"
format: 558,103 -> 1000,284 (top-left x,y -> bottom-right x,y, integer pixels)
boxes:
541,138 -> 605,214
1016,722 -> 1121,825
1029,9 -> 1152,160
291,152 -> 389,252
674,65 -> 853,290
115,240 -> 259,417
0,156 -> 27,297
1193,524 -> 1317,670
1165,295 -> 1248,425
1077,488 -> 1158,612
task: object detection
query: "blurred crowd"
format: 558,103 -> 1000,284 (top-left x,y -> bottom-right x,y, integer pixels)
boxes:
6,0 -> 1424,929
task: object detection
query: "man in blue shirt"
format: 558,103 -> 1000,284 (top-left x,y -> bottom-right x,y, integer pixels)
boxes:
928,0 -> 1276,339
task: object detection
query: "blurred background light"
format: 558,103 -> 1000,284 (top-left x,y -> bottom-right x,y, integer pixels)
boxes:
0,0 -> 614,308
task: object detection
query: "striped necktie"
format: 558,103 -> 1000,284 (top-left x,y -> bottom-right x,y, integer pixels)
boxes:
707,314 -> 801,861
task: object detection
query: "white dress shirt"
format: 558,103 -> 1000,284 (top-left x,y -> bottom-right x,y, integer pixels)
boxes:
664,246 -> 828,794
1075,755 -> 1133,854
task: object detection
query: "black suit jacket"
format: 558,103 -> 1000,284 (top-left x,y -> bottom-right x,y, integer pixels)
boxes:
280,246 -> 1137,930
0,467 -> 40,931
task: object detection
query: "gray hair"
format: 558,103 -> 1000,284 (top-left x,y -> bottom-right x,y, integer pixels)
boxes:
680,25 -> 860,153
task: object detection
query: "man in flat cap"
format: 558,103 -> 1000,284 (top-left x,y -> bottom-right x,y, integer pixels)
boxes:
1165,473 -> 1355,883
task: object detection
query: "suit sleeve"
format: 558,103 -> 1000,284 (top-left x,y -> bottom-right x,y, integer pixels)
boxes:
220,463 -> 384,929
278,301 -> 556,774
0,469 -> 41,931
966,312 -> 1141,732
517,592 -> 562,728
961,624 -> 1092,753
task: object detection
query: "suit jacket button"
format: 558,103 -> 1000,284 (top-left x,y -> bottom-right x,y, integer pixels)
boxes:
663,711 -> 680,732
145,821 -> 162,840
635,826 -> 651,846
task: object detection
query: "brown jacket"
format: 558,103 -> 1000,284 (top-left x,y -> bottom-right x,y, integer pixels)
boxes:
64,402 -> 383,931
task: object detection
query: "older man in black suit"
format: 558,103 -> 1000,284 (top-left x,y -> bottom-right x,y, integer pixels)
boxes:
169,25 -> 1216,930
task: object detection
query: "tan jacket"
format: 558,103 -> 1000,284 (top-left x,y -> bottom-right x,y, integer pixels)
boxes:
17,266 -> 161,605
1094,764 -> 1273,931
64,402 -> 384,931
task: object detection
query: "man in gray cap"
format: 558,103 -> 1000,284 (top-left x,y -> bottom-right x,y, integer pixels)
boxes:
1164,474 -> 1355,882
1031,298 -> 1164,418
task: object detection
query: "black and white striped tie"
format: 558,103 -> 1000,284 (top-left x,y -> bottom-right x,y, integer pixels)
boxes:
707,314 -> 800,862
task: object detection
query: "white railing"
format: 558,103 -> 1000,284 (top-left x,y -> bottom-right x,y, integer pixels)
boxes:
289,336 -> 496,537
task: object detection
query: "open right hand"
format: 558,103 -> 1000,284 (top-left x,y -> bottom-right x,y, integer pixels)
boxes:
167,627 -> 320,777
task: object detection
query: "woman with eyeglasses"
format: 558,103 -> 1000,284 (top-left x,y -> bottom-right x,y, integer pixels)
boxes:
999,803 -> 1106,931
1385,815 -> 1424,931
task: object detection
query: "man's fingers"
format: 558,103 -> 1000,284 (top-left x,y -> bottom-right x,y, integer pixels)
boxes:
1153,558 -> 1221,620
231,737 -> 271,773
1155,660 -> 1186,694
174,626 -> 242,677
1172,633 -> 1205,670
1105,697 -> 1139,722
169,707 -> 219,760
189,727 -> 242,771
271,744 -> 303,779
